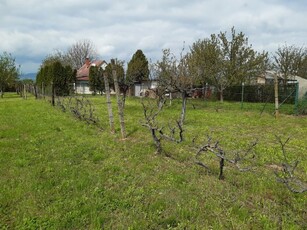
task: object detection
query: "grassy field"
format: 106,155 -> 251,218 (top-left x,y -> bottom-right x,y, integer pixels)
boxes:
0,93 -> 306,229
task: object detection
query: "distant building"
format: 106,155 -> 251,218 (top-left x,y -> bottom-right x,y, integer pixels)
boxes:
256,70 -> 307,99
134,80 -> 158,97
75,57 -> 107,94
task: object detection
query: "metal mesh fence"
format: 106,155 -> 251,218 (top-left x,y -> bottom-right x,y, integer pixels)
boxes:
223,84 -> 297,104
222,83 -> 307,115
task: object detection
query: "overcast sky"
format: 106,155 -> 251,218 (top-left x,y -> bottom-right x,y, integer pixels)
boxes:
1,0 -> 306,74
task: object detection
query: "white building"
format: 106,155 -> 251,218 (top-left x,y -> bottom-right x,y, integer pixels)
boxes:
75,58 -> 107,94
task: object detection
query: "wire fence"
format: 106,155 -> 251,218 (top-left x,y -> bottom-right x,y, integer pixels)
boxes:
222,83 -> 307,115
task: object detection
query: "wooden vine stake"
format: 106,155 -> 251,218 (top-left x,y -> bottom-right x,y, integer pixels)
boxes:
111,59 -> 126,139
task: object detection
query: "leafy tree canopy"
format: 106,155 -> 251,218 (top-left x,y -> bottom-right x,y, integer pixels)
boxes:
188,27 -> 268,101
36,61 -> 75,96
0,52 -> 20,97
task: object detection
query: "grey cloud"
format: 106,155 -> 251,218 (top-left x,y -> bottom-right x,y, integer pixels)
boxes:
1,0 -> 306,73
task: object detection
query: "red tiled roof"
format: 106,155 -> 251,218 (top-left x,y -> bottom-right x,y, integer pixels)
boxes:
77,76 -> 90,81
76,60 -> 106,81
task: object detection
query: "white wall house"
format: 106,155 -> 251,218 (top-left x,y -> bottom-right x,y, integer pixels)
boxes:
294,76 -> 307,99
257,71 -> 307,99
75,80 -> 92,94
75,58 -> 107,94
134,80 -> 158,97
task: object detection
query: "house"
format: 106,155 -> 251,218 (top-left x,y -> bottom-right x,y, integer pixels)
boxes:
293,76 -> 307,99
134,80 -> 158,97
256,71 -> 307,99
75,57 -> 107,94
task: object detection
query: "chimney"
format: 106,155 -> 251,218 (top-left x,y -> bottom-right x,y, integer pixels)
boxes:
85,56 -> 90,67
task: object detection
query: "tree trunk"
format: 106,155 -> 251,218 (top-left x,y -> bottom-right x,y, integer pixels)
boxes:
219,157 -> 225,180
42,83 -> 45,99
103,72 -> 115,133
151,129 -> 162,154
202,82 -> 205,100
112,60 -> 126,139
0,84 -> 4,98
34,85 -> 38,99
179,91 -> 187,126
23,84 -> 27,100
122,91 -> 126,109
219,89 -> 224,102
51,82 -> 55,106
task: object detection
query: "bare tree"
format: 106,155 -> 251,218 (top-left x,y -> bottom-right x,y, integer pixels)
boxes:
273,44 -> 306,85
66,39 -> 99,70
155,48 -> 195,126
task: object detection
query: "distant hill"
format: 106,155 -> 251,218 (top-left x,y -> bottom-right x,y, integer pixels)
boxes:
20,73 -> 36,80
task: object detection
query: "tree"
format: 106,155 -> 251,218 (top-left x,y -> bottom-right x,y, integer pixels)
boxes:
65,39 -> 98,70
52,61 -> 75,96
0,52 -> 20,98
105,59 -> 126,91
41,52 -> 66,67
189,27 -> 268,102
155,48 -> 195,125
105,59 -> 128,104
188,35 -> 222,88
273,44 -> 306,84
89,65 -> 104,95
36,60 -> 75,99
126,49 -> 149,86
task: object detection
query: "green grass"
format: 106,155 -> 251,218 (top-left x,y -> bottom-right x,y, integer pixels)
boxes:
0,93 -> 306,229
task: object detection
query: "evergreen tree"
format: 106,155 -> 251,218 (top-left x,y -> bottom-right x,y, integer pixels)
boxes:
89,65 -> 104,95
126,50 -> 149,85
105,59 -> 126,91
36,61 -> 75,97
